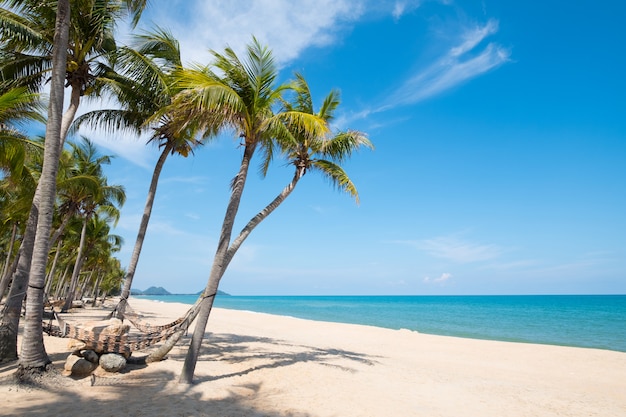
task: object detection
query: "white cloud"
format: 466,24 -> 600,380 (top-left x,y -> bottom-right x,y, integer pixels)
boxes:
423,272 -> 452,284
392,2 -> 407,20
149,0 -> 367,66
339,18 -> 511,125
450,19 -> 499,57
392,0 -> 422,21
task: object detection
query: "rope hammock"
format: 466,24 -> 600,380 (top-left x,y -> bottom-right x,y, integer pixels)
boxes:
42,297 -> 205,356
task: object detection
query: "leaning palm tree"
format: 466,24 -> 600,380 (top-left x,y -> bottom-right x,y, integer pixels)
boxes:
73,27 -> 202,317
150,76 -> 372,371
165,39 -> 292,383
166,40 -> 371,383
0,86 -> 44,362
223,74 -> 372,271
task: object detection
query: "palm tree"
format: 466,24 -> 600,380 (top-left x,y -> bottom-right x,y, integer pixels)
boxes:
164,40 -> 369,383
0,0 -> 145,142
164,39 -> 292,383
16,0 -> 70,371
223,74 -> 372,271
0,0 -> 146,370
59,138 -> 124,312
0,87 -> 43,302
74,27 -> 202,317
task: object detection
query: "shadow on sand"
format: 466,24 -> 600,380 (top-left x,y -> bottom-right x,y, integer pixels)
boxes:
0,330 -> 378,416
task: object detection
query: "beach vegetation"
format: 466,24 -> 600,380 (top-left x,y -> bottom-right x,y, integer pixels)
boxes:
0,0 -> 145,371
72,26 -> 203,317
0,2 -> 370,383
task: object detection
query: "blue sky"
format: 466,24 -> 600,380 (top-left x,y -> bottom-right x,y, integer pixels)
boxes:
77,0 -> 624,295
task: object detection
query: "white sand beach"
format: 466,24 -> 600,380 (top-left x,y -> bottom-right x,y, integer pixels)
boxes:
1,297 -> 625,417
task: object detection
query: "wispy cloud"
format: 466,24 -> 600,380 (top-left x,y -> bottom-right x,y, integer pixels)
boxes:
396,235 -> 503,263
392,1 -> 422,21
386,19 -> 510,108
338,18 -> 511,126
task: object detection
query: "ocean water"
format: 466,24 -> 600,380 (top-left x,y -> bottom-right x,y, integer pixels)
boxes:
133,294 -> 626,353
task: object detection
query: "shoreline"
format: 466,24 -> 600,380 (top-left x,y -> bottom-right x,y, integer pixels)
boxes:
2,296 -> 625,416
134,293 -> 626,353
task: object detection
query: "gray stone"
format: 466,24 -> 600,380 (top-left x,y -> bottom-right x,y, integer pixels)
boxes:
81,349 -> 99,364
64,354 -> 98,377
99,353 -> 127,373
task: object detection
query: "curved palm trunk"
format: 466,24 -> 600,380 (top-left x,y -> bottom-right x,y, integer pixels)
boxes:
44,239 -> 63,296
145,167 -> 305,367
61,216 -> 88,312
179,143 -> 256,384
18,0 -> 70,371
117,142 -> 173,318
49,210 -> 73,248
59,82 -> 81,149
224,167 -> 304,269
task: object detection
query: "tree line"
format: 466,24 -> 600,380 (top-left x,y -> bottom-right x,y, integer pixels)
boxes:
0,0 -> 372,384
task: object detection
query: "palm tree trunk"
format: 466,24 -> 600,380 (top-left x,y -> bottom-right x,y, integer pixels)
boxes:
224,167 -> 304,269
117,142 -> 172,318
62,216 -> 88,312
0,203 -> 38,362
53,265 -> 69,300
179,143 -> 256,384
48,211 -> 73,248
59,83 -> 80,149
149,167 -> 305,372
44,239 -> 63,296
91,271 -> 103,306
78,270 -> 93,300
18,0 -> 70,371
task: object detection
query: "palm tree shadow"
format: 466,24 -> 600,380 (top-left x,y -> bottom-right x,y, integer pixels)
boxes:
0,366 -> 317,417
175,332 -> 380,384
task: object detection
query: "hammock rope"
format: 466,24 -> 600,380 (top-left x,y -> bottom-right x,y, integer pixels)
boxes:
43,302 -> 192,355
42,294 -> 213,355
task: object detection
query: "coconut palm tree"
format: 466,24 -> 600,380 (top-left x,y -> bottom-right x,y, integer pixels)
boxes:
0,0 -> 146,142
59,138 -> 124,312
165,39 -> 368,383
0,86 -> 43,302
147,74 -> 372,372
165,39 -> 293,383
222,74 -> 372,271
15,0 -> 70,370
73,27 -> 202,317
0,0 -> 146,370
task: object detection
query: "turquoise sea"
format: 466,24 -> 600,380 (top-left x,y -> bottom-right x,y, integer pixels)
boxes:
133,294 -> 626,353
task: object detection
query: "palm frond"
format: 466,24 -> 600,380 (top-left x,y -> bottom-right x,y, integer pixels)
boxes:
321,130 -> 373,162
310,159 -> 360,204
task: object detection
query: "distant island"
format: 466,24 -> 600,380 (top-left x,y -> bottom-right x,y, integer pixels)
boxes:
130,286 -> 230,296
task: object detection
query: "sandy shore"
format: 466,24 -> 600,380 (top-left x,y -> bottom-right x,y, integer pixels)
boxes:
1,297 -> 625,417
